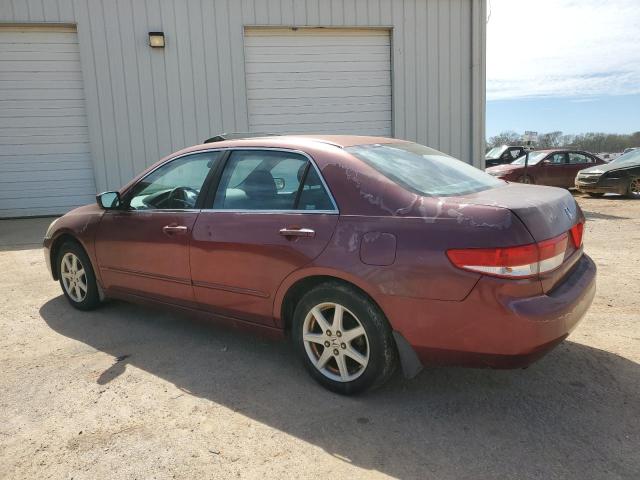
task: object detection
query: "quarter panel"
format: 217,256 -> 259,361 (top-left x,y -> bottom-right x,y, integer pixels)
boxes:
289,207 -> 535,304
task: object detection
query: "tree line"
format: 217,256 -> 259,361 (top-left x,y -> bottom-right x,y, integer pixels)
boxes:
487,131 -> 640,153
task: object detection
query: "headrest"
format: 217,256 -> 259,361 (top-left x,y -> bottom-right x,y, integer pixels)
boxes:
242,170 -> 277,199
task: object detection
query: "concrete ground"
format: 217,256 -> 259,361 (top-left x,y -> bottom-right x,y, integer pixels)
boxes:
0,195 -> 638,480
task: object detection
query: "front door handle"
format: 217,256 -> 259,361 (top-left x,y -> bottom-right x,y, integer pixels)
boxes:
162,224 -> 188,235
279,227 -> 315,238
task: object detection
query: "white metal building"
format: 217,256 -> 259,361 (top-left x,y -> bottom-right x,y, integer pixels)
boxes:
0,0 -> 486,218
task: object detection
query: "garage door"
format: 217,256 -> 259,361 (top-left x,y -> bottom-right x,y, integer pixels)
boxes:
244,28 -> 392,136
0,26 -> 95,218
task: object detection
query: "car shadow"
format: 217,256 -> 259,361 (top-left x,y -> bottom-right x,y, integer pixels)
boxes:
39,296 -> 639,479
583,210 -> 630,221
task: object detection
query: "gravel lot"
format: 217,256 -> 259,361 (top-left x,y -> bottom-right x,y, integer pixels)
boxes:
1,194 -> 638,480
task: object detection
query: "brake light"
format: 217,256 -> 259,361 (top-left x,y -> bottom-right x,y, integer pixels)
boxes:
570,222 -> 584,248
446,233 -> 569,279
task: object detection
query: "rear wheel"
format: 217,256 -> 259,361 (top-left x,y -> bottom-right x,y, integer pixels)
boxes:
587,192 -> 605,198
626,177 -> 639,198
292,283 -> 397,395
518,175 -> 533,184
57,241 -> 101,310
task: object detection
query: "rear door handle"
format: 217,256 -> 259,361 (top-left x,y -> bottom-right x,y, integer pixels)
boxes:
279,227 -> 315,238
162,224 -> 188,235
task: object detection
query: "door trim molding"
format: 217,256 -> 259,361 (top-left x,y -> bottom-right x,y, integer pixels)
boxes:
192,280 -> 269,298
101,266 -> 191,286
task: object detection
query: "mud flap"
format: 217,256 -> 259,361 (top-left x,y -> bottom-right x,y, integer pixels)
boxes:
392,331 -> 423,379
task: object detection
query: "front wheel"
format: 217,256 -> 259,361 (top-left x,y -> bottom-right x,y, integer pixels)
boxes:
292,283 -> 398,395
626,177 -> 639,198
57,241 -> 101,310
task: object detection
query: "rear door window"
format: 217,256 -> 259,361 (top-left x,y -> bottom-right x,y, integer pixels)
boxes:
568,153 -> 592,164
212,150 -> 335,211
547,153 -> 568,165
297,166 -> 335,211
346,142 -> 502,197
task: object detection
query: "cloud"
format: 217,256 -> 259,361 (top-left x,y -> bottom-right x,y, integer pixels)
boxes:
487,0 -> 640,101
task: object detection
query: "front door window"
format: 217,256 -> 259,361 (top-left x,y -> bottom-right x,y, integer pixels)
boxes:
127,151 -> 223,210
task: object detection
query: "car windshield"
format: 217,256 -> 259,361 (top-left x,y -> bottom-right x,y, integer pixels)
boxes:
485,146 -> 507,159
346,142 -> 503,197
511,151 -> 547,165
611,149 -> 640,165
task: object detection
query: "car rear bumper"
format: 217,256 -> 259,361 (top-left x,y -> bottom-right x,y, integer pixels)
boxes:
386,254 -> 596,369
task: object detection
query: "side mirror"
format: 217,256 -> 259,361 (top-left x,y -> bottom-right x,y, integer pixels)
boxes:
96,191 -> 121,210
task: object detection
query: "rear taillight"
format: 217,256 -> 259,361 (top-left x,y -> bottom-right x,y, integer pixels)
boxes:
447,231 -> 572,279
570,222 -> 584,248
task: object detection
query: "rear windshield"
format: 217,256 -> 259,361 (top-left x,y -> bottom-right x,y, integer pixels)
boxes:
346,142 -> 503,197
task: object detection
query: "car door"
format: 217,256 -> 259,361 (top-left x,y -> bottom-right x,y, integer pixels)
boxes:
95,150 -> 224,304
190,149 -> 339,326
537,152 -> 568,186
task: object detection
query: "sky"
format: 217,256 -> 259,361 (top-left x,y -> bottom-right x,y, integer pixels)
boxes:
486,0 -> 640,138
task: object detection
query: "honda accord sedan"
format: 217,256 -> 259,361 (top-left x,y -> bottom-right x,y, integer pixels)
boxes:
486,149 -> 605,187
43,135 -> 596,394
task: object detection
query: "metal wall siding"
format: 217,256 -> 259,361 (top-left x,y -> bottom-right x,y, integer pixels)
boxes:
0,0 -> 486,193
244,28 -> 392,136
0,25 -> 97,217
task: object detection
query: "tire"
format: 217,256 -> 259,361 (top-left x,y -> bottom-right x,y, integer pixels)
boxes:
626,177 -> 639,199
292,282 -> 398,395
518,175 -> 533,184
56,241 -> 101,310
587,192 -> 605,198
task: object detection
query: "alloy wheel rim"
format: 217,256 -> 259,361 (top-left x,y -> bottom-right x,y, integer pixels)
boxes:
302,302 -> 370,382
631,179 -> 639,196
61,252 -> 87,302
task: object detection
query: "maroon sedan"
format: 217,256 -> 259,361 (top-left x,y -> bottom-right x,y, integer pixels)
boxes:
44,136 -> 596,394
485,149 -> 605,187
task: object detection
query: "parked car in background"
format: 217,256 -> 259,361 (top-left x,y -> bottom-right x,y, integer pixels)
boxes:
485,145 -> 532,168
485,149 -> 605,188
43,135 -> 595,394
575,148 -> 640,198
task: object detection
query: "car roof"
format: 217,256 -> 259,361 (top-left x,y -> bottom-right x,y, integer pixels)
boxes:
177,134 -> 405,155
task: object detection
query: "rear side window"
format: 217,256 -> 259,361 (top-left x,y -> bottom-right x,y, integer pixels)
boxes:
298,167 -> 334,211
346,142 -> 503,197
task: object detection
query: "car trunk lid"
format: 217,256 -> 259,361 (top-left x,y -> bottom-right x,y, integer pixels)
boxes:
449,183 -> 585,292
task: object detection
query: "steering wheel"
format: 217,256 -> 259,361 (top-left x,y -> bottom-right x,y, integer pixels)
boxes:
167,186 -> 199,209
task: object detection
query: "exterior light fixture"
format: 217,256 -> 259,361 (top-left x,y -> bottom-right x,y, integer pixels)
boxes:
148,32 -> 165,48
